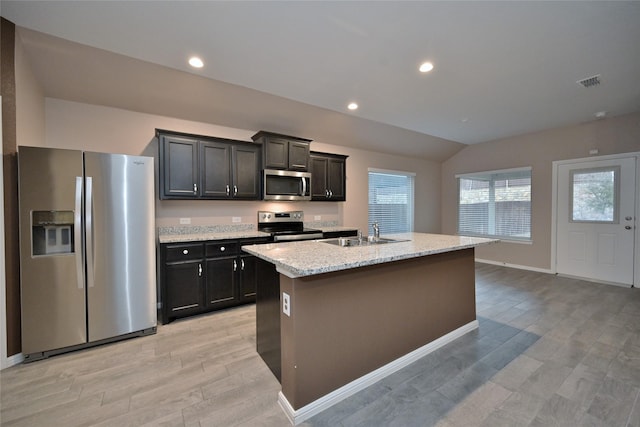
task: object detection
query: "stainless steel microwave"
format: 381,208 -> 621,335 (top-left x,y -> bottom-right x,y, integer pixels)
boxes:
263,169 -> 312,201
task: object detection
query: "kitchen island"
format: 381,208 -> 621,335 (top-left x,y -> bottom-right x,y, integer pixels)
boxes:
243,233 -> 496,425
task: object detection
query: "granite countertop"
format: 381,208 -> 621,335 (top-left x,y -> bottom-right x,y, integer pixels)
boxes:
158,224 -> 359,244
157,224 -> 269,244
317,226 -> 359,233
159,231 -> 270,244
242,232 -> 498,278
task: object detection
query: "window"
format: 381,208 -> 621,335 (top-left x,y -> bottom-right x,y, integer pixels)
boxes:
368,169 -> 414,234
457,167 -> 531,241
570,167 -> 619,223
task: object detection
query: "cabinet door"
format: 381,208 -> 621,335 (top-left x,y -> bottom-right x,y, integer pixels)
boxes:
327,157 -> 346,201
310,156 -> 329,200
239,254 -> 258,302
160,136 -> 198,198
201,141 -> 231,198
288,141 -> 310,171
205,257 -> 238,309
232,144 -> 261,199
164,261 -> 204,320
263,138 -> 288,170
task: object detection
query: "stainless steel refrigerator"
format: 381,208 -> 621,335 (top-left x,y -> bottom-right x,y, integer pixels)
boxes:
18,146 -> 157,361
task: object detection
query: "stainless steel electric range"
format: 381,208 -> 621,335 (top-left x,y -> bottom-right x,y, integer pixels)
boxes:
257,211 -> 323,242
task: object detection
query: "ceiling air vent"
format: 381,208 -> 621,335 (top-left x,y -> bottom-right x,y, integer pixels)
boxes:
577,74 -> 601,88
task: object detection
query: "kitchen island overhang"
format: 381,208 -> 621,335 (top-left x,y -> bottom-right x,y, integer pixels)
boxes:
243,233 -> 497,425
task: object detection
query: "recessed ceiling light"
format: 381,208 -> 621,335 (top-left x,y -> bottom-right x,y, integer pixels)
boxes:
188,56 -> 204,68
347,102 -> 359,110
419,62 -> 434,73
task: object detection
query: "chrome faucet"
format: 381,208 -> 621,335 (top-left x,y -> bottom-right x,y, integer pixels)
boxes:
372,222 -> 380,239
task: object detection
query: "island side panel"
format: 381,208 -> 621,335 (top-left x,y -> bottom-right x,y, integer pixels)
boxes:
280,248 -> 476,410
256,258 -> 281,380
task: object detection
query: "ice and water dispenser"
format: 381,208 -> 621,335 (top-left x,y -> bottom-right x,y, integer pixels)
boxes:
31,211 -> 75,256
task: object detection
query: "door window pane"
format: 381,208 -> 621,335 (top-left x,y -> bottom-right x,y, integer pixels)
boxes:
570,167 -> 618,223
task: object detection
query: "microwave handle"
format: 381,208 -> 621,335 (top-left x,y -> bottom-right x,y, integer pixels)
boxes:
301,176 -> 307,196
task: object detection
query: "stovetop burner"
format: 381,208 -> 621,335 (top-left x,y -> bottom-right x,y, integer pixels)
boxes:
257,211 -> 323,241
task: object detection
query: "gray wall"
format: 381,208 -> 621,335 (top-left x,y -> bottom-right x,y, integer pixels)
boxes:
442,112 -> 640,270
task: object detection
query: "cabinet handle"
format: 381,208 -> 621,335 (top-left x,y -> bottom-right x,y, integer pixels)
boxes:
325,189 -> 330,198
233,185 -> 238,196
241,259 -> 245,270
183,249 -> 189,255
226,185 -> 230,196
233,260 -> 237,272
193,183 -> 198,194
329,189 -> 333,198
220,246 -> 225,252
198,263 -> 202,277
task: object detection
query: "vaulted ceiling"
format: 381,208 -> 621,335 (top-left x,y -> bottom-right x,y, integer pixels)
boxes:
3,1 -> 640,160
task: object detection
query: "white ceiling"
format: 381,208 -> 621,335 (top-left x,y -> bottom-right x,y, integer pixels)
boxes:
3,1 -> 640,146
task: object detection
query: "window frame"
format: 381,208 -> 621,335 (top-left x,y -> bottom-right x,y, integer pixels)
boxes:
368,168 -> 415,235
456,166 -> 532,242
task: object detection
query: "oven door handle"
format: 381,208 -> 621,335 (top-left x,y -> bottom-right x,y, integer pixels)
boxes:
273,232 -> 323,242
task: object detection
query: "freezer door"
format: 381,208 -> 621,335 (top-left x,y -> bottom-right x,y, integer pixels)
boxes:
18,146 -> 87,355
84,152 -> 157,342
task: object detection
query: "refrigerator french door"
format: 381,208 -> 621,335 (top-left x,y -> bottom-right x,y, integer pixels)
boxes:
18,146 -> 157,361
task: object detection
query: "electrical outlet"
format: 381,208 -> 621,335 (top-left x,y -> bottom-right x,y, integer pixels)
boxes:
179,217 -> 191,225
232,216 -> 241,223
314,215 -> 321,221
282,292 -> 291,317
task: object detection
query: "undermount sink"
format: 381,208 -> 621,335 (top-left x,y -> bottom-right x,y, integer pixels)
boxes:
322,237 -> 409,247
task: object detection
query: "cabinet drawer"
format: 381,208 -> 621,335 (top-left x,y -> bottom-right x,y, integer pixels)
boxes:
164,243 -> 204,262
206,241 -> 239,257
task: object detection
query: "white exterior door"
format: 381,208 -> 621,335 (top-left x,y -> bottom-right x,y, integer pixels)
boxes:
556,157 -> 637,285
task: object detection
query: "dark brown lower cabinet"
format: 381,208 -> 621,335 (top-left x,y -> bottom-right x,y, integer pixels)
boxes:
205,256 -> 237,310
160,237 -> 270,324
239,254 -> 259,302
164,260 -> 204,318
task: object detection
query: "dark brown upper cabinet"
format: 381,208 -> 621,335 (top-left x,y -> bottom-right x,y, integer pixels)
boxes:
251,131 -> 311,171
310,151 -> 347,201
157,129 -> 260,200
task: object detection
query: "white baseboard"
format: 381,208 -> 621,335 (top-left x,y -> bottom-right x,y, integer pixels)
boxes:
556,273 -> 634,289
475,258 -> 553,274
1,352 -> 24,370
278,320 -> 479,425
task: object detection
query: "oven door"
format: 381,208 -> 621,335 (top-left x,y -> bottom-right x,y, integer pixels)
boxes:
263,169 -> 311,201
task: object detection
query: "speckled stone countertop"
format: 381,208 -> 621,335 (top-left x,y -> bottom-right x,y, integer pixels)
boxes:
158,224 -> 269,244
242,233 -> 497,278
158,224 -> 359,244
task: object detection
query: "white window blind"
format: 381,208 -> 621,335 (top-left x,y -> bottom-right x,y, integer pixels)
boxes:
457,168 -> 531,241
368,169 -> 414,234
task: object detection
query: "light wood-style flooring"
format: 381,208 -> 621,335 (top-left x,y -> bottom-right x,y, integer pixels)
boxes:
1,264 -> 639,426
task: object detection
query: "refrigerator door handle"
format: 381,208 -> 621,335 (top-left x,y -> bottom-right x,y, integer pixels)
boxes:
85,176 -> 95,288
75,177 -> 85,289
